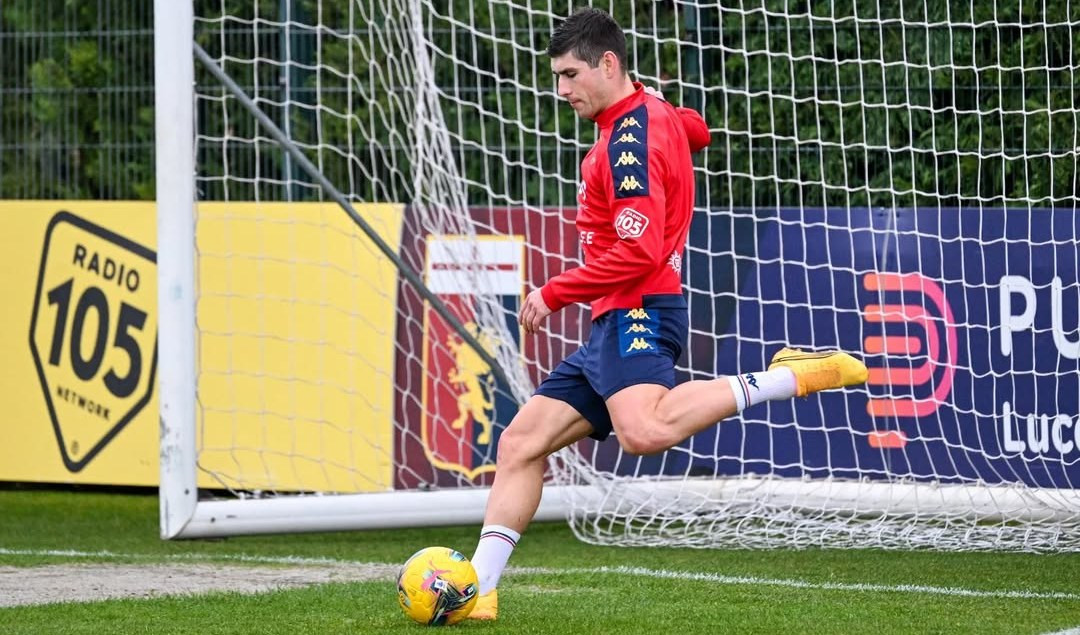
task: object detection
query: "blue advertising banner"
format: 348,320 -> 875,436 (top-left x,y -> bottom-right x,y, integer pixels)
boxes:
613,208 -> 1079,489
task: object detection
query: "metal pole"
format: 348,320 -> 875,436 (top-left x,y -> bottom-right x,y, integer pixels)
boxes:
193,42 -> 514,393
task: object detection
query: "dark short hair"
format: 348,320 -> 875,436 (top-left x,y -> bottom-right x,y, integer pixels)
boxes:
547,8 -> 628,74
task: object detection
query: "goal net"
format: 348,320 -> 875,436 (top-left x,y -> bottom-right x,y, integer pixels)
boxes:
157,0 -> 1080,551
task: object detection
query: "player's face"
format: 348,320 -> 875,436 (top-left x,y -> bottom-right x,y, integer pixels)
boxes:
551,52 -> 616,120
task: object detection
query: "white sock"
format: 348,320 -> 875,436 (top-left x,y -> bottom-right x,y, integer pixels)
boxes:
471,524 -> 520,594
726,368 -> 797,411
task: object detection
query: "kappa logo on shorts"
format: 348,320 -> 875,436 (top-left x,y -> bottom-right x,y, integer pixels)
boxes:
617,307 -> 662,358
625,337 -> 655,353
614,208 -> 649,239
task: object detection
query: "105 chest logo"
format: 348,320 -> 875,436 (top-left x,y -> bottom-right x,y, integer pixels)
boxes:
614,208 -> 649,239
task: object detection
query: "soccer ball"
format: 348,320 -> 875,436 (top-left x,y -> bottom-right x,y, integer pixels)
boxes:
396,546 -> 479,626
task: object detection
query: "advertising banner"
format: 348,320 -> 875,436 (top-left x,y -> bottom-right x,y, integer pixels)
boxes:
681,207 -> 1080,488
394,207 -> 565,489
1,201 -> 403,490
420,235 -> 524,481
1,201 -> 159,485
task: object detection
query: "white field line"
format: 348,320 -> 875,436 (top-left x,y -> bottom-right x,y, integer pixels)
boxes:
1041,629 -> 1080,635
516,565 -> 1080,601
2,548 -> 1078,602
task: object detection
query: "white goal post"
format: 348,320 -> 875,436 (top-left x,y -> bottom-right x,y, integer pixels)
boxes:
158,0 -> 1080,550
155,0 -> 577,538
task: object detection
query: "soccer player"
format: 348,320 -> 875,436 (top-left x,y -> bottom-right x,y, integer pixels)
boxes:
468,8 -> 868,620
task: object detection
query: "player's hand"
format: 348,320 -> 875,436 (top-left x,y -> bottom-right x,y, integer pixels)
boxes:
644,85 -> 666,101
519,288 -> 552,335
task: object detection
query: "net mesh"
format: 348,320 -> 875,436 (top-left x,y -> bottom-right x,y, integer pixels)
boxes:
190,0 -> 1080,550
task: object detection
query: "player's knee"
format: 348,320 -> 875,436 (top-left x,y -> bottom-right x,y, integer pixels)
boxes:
613,421 -> 672,456
495,419 -> 545,467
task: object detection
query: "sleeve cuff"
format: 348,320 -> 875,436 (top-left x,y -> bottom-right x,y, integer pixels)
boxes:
540,283 -> 567,313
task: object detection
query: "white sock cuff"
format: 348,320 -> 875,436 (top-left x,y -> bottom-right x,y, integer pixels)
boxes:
480,524 -> 521,546
726,374 -> 749,411
728,368 -> 797,411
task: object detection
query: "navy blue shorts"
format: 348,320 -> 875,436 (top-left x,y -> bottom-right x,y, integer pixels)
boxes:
534,294 -> 688,441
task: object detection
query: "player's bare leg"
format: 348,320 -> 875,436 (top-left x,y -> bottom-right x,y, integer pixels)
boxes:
606,349 -> 868,456
605,380 -> 739,455
468,395 -> 594,620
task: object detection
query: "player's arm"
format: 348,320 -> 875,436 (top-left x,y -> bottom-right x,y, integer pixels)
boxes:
521,189 -> 666,334
643,86 -> 711,153
538,149 -> 669,314
676,107 -> 710,153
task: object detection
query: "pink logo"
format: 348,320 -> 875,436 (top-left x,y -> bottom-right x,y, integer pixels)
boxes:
421,561 -> 451,591
862,273 -> 957,418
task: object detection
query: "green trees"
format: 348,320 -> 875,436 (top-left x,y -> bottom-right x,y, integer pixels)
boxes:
2,1 -> 1075,206
704,0 -> 1080,209
0,2 -> 155,199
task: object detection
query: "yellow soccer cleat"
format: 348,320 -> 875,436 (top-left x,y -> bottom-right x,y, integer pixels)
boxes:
768,347 -> 869,397
466,589 -> 498,621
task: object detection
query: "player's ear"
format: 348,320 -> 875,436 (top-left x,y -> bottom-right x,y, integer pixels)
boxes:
602,51 -> 618,78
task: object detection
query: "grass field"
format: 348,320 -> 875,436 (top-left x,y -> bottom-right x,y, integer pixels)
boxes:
1,489 -> 1079,634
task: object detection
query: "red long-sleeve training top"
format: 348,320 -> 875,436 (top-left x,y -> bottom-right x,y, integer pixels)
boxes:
540,82 -> 710,318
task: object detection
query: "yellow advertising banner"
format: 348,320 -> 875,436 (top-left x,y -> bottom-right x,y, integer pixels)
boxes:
0,201 -> 402,490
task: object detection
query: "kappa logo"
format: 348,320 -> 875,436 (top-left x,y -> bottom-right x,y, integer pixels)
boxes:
624,308 -> 652,321
625,323 -> 654,334
743,372 -> 759,390
615,133 -> 641,144
614,152 -> 642,167
618,117 -> 641,130
626,337 -> 655,353
614,208 -> 649,239
618,175 -> 644,192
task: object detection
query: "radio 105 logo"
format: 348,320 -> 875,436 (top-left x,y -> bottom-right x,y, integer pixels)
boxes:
29,212 -> 157,472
